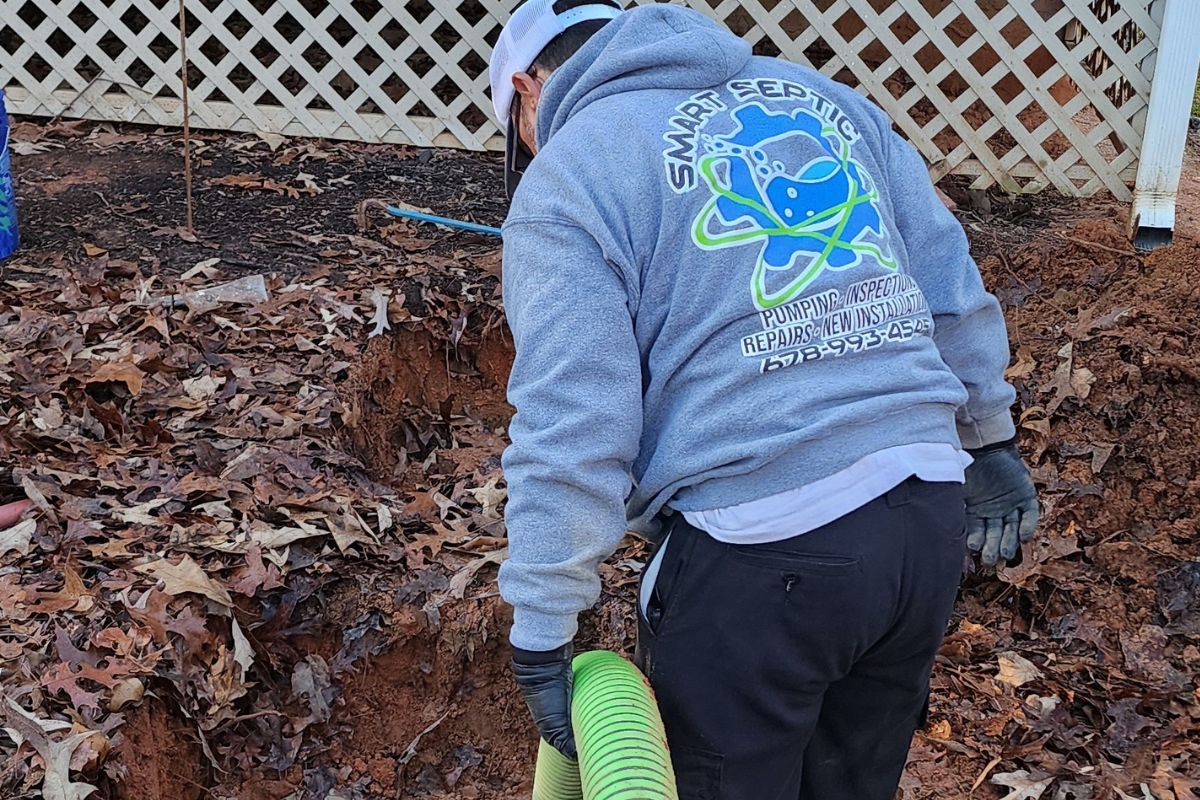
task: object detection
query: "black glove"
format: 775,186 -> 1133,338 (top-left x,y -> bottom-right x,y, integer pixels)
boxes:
512,643 -> 576,760
963,439 -> 1039,566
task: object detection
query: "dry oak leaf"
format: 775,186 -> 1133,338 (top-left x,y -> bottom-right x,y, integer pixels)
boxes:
211,172 -> 267,190
992,770 -> 1053,800
135,555 -> 233,609
0,518 -> 35,557
88,361 -> 145,396
467,476 -> 507,518
108,677 -> 145,711
232,618 -> 255,681
1041,342 -> 1088,414
997,521 -> 1081,588
41,661 -> 121,712
448,547 -> 508,600
229,545 -> 284,596
1006,346 -> 1037,380
996,651 -> 1043,687
2,697 -> 98,800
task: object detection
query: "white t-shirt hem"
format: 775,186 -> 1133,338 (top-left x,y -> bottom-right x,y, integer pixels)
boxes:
679,443 -> 970,545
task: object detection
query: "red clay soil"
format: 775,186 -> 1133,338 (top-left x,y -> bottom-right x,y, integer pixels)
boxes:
111,700 -> 210,800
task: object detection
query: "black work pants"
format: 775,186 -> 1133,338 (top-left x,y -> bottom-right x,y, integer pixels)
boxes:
637,478 -> 966,800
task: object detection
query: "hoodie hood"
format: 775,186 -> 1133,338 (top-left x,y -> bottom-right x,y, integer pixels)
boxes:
535,5 -> 752,149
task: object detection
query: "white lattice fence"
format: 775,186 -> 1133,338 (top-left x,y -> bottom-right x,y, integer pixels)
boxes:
0,0 -> 1162,197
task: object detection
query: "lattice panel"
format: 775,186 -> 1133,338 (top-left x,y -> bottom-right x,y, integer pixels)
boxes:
0,0 -> 1161,197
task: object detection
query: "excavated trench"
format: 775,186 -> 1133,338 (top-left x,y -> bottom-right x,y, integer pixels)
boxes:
110,323 -> 542,800
323,326 -> 534,795
281,324 -> 538,800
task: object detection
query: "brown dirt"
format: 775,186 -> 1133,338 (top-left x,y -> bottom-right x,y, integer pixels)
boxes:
327,605 -> 535,799
111,699 -> 209,800
1177,130 -> 1200,242
341,329 -> 514,483
7,119 -> 505,281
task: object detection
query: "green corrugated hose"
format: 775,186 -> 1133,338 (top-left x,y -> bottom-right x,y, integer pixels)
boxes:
531,650 -> 678,800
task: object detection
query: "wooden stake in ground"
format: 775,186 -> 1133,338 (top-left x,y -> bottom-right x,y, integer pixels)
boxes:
178,0 -> 194,235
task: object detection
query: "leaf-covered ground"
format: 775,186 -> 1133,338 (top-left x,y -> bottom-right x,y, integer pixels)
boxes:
1,121 -> 1198,800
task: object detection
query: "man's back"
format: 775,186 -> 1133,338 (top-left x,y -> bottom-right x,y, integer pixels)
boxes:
501,6 -> 1010,559
491,5 -> 1038,797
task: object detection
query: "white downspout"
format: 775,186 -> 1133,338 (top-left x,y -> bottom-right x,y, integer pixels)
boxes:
1130,0 -> 1200,250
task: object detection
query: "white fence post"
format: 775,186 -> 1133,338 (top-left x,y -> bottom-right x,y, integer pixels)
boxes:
1129,0 -> 1200,249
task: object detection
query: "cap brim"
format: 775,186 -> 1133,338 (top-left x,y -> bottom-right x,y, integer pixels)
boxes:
505,117 -> 532,201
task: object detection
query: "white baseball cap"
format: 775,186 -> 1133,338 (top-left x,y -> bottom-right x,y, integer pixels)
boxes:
489,0 -> 623,198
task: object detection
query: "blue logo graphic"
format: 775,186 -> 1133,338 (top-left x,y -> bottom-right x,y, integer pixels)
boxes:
692,103 -> 896,310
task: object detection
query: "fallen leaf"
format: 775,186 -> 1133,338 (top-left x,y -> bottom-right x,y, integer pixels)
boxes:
296,172 -> 322,194
83,243 -> 107,257
255,129 -> 286,151
1006,346 -> 1037,380
291,655 -> 333,729
231,618 -> 255,680
376,503 -> 394,535
88,362 -> 146,398
1172,776 -> 1200,800
135,555 -> 233,609
0,518 -> 35,557
1090,443 -> 1117,474
22,475 -> 56,520
467,476 -> 506,518
1066,303 -> 1132,339
1120,624 -> 1187,688
112,497 -> 170,525
41,662 -> 120,711
1070,367 -> 1096,400
12,140 -> 59,155
998,521 -> 1081,587
320,504 -> 372,553
368,289 -> 391,338
211,172 -> 268,190
180,257 -> 222,281
996,651 -> 1043,687
403,490 -> 442,523
247,520 -> 323,550
1041,342 -> 1078,413
68,729 -> 110,772
166,603 -> 211,641
108,677 -> 145,711
229,545 -> 284,596
182,374 -> 221,401
2,697 -> 98,800
55,624 -> 100,667
992,770 -> 1053,800
927,719 -> 952,740
447,547 -> 508,599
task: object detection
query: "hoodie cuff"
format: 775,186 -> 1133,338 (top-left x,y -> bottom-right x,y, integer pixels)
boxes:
509,607 -> 579,653
957,409 -> 1017,450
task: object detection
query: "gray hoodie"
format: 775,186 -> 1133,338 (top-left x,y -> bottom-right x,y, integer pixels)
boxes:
498,4 -> 1016,651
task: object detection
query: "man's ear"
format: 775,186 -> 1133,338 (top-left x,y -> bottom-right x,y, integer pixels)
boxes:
512,70 -> 543,103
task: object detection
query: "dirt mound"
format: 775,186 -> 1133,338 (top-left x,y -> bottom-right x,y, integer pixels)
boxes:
918,220 -> 1200,797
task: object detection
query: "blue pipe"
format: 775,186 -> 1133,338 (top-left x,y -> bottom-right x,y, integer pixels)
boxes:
385,205 -> 503,237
